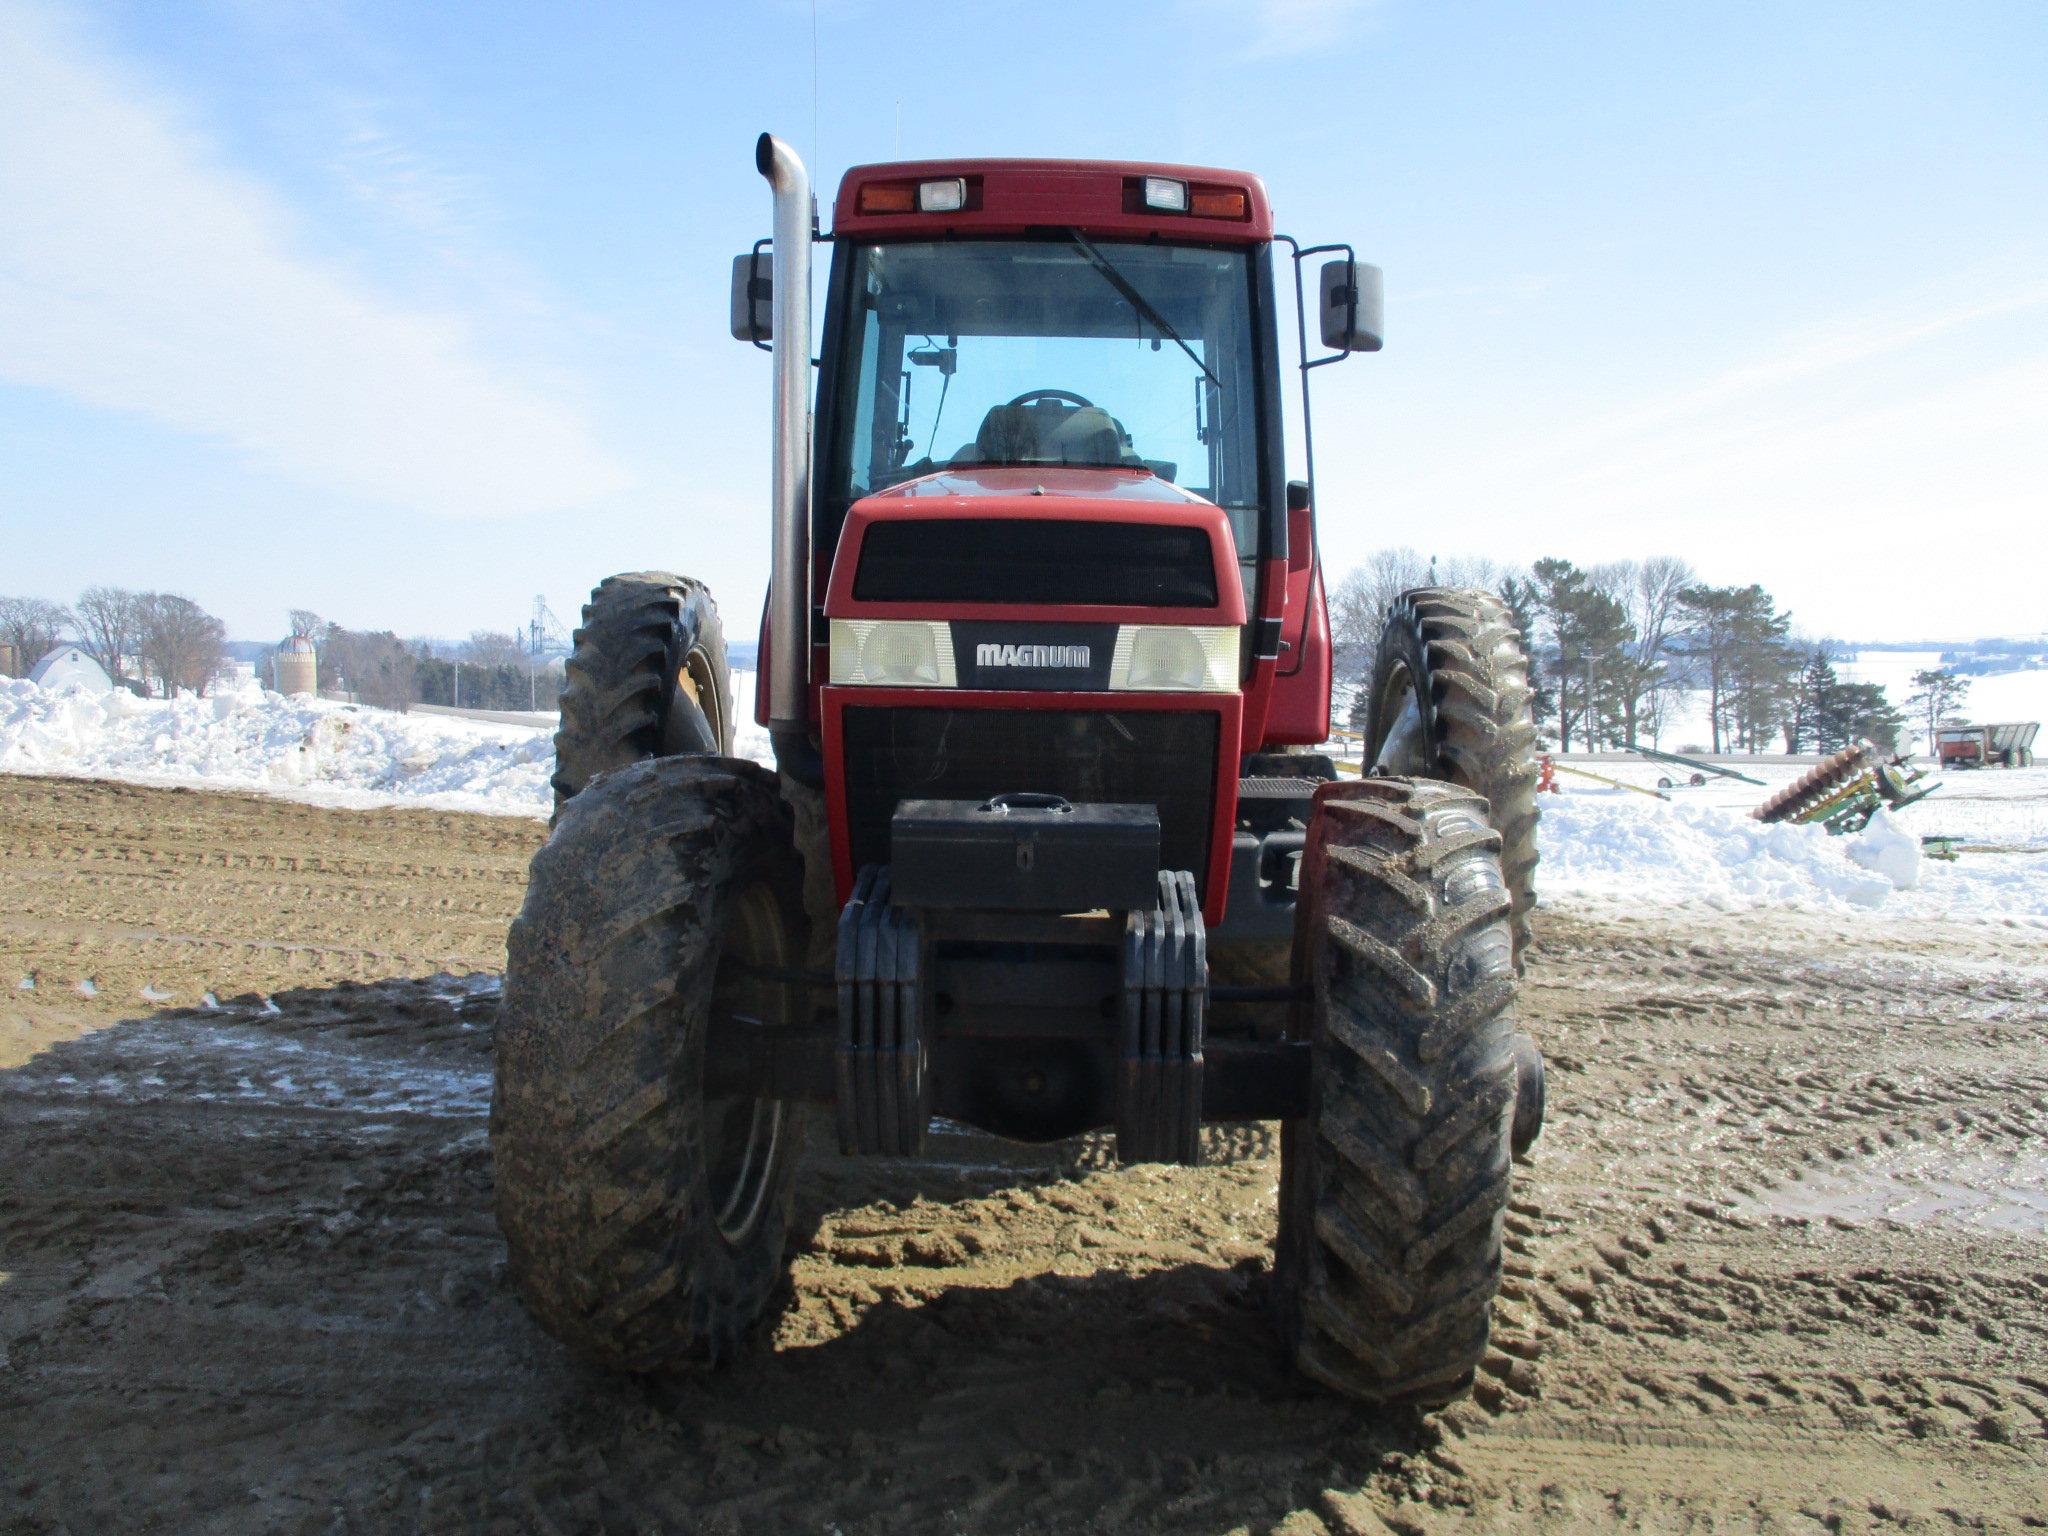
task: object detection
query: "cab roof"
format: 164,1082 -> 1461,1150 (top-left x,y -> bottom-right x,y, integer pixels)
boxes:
832,158 -> 1274,244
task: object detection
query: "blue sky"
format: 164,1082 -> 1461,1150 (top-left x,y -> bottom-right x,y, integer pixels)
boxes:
3,0 -> 2043,645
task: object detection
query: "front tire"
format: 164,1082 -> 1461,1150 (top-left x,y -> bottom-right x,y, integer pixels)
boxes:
1275,777 -> 1520,1407
1366,588 -> 1540,967
492,756 -> 807,1371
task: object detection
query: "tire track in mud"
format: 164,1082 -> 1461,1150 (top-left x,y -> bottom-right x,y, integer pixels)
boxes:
1,774 -> 539,1062
3,777 -> 2046,1532
1427,909 -> 2048,1526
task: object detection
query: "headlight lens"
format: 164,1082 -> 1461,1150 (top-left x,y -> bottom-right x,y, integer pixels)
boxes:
1109,625 -> 1237,692
829,620 -> 1235,691
829,619 -> 955,686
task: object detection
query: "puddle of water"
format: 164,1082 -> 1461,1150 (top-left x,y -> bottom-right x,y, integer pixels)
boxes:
4,1020 -> 493,1118
1754,1147 -> 2048,1238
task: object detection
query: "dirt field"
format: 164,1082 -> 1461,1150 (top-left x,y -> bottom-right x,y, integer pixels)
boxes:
4,772 -> 2045,1533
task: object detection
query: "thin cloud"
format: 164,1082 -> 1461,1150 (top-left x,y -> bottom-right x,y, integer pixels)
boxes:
0,0 -> 631,519
1570,276 -> 2048,456
1348,262 -> 2048,635
1201,0 -> 1387,61
329,103 -> 496,250
1400,274 -> 1557,306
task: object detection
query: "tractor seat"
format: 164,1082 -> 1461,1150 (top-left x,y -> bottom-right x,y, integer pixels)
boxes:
960,401 -> 1136,467
1047,406 -> 1127,466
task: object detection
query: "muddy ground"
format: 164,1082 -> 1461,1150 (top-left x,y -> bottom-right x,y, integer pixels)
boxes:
3,772 -> 2045,1533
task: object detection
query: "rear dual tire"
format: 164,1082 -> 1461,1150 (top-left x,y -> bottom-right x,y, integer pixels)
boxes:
551,572 -> 733,820
1366,588 -> 1540,968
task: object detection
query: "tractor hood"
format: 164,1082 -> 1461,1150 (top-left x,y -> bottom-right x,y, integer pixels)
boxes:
825,467 -> 1247,626
861,464 -> 1211,507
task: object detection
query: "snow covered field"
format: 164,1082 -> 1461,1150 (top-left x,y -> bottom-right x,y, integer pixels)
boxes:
3,672 -> 2043,925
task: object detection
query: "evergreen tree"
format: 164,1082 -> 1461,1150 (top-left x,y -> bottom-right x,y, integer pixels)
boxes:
1675,583 -> 1799,753
1532,558 -> 1635,751
1496,575 -> 1554,730
1905,668 -> 1970,750
1820,680 -> 1904,753
1788,647 -> 1836,752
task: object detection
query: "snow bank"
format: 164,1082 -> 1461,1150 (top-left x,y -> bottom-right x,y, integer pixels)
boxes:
1844,809 -> 1921,890
1536,784 -> 2048,925
1,672 -> 777,819
1538,789 -> 1896,913
0,676 -> 560,817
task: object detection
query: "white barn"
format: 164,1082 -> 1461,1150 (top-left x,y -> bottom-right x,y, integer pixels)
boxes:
27,644 -> 115,695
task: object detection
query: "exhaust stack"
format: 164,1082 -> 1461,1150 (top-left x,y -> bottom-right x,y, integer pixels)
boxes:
757,132 -> 812,737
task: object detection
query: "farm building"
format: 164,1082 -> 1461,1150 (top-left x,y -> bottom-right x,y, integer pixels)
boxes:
272,636 -> 319,695
26,644 -> 116,695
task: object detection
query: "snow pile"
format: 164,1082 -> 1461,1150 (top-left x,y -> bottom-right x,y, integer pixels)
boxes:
1537,789 -> 1899,913
1535,785 -> 2047,924
1844,809 -> 1921,890
0,676 -> 557,817
1,671 -> 777,819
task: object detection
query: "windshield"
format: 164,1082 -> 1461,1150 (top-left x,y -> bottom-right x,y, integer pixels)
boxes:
823,238 -> 1263,548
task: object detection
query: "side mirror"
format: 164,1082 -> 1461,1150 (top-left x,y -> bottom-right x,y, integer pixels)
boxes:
1319,258 -> 1383,353
730,251 -> 771,342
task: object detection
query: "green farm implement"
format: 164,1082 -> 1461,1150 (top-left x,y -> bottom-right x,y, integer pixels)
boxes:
1753,742 -> 1939,835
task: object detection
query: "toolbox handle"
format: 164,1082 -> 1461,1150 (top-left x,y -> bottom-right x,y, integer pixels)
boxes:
978,791 -> 1073,815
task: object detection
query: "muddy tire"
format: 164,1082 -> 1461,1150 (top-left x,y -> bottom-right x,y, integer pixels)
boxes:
492,756 -> 807,1371
1366,588 -> 1540,966
1275,777 -> 1520,1407
551,573 -> 732,819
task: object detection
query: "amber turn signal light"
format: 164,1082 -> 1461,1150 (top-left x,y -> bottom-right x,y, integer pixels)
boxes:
1189,187 -> 1248,219
857,183 -> 917,214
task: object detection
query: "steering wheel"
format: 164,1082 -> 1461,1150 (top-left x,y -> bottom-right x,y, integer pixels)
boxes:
1005,388 -> 1095,410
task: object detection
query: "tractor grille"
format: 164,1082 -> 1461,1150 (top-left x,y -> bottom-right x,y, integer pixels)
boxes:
840,706 -> 1221,890
852,520 -> 1218,608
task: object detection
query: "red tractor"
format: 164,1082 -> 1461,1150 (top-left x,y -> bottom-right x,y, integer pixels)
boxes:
492,136 -> 1544,1406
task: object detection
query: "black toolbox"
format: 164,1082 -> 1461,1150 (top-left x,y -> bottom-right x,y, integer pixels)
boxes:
890,793 -> 1162,912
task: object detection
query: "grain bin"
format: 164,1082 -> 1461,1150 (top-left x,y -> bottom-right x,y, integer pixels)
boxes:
273,636 -> 318,696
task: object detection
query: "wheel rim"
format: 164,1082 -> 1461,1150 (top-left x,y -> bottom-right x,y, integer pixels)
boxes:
703,882 -> 787,1247
1372,661 -> 1432,775
676,644 -> 727,754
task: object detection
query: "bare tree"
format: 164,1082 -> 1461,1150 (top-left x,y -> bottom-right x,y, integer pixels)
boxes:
0,596 -> 75,676
135,593 -> 229,697
74,586 -> 144,682
321,628 -> 416,712
1590,557 -> 1695,745
461,630 -> 527,669
1435,554 -> 1508,591
287,609 -> 329,643
1329,546 -> 1431,656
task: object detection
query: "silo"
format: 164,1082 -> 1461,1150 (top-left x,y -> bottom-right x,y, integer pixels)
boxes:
273,636 -> 319,695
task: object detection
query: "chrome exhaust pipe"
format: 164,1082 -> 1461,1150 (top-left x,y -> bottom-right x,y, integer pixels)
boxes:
757,132 -> 812,736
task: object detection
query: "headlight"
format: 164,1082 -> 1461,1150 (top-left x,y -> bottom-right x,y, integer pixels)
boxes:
829,619 -> 956,686
1109,625 -> 1236,692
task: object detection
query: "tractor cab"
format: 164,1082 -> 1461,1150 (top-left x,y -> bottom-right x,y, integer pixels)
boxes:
736,154 -> 1384,941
